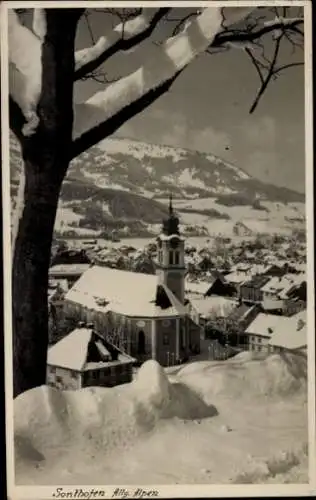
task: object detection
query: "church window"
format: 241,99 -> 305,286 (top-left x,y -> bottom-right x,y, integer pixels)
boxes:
169,251 -> 174,265
174,251 -> 180,265
137,330 -> 146,354
163,334 -> 169,345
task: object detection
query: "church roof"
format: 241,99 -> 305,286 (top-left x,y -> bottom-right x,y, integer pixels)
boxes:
65,266 -> 186,318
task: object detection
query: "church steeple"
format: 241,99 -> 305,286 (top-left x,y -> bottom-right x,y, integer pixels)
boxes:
169,193 -> 173,216
162,193 -> 180,236
156,193 -> 185,304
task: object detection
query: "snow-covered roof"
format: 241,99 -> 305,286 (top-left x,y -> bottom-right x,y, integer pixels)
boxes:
224,271 -> 248,285
47,327 -> 92,371
185,279 -> 212,295
65,265 -> 186,318
190,295 -> 238,319
268,311 -> 307,350
261,274 -> 306,297
47,327 -> 136,371
49,263 -> 91,276
245,313 -> 288,338
246,310 -> 307,349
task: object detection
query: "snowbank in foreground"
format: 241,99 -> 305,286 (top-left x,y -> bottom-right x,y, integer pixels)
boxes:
14,353 -> 308,485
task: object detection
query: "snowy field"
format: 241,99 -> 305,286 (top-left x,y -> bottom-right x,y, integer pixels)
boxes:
14,352 -> 308,485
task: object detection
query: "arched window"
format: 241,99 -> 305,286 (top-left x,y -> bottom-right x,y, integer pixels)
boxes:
138,330 -> 146,354
174,251 -> 180,265
169,251 -> 174,265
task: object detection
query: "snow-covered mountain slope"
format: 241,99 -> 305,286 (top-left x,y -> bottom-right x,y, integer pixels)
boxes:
10,134 -> 305,237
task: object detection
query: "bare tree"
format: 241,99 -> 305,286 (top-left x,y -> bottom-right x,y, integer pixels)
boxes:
8,6 -> 304,397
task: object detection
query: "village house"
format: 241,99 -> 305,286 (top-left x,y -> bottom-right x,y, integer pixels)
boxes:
46,326 -> 136,390
185,274 -> 236,298
260,273 -> 306,313
63,198 -> 201,367
244,310 -> 307,354
244,313 -> 287,353
239,275 -> 271,304
268,310 -> 307,354
187,294 -> 238,333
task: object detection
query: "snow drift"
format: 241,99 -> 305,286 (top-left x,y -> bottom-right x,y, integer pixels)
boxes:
176,350 -> 307,402
14,353 -> 308,485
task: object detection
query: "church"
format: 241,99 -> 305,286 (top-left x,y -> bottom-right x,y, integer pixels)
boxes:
63,197 -> 201,366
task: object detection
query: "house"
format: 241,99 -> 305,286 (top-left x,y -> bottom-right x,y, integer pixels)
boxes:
244,310 -> 307,354
188,295 -> 238,330
268,310 -> 307,354
224,271 -> 248,295
63,197 -> 201,367
46,326 -> 136,390
49,263 -> 91,287
185,274 -> 236,298
282,281 -> 307,316
244,313 -> 289,353
185,279 -> 213,297
261,273 -> 306,312
240,275 -> 271,304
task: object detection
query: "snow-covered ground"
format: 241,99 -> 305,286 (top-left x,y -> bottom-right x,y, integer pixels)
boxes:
14,352 -> 308,485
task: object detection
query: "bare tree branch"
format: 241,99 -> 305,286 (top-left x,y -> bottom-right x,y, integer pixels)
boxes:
205,10 -> 304,113
272,61 -> 304,76
248,32 -> 283,113
245,47 -> 264,84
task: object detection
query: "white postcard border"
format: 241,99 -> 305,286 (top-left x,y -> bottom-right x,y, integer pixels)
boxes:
1,1 -> 315,498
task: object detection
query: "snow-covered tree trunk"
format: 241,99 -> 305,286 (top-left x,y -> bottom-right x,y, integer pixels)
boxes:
12,10 -> 82,397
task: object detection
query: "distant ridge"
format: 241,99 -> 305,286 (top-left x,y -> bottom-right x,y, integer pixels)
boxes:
10,133 -> 305,238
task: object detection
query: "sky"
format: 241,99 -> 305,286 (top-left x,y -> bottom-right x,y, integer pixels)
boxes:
24,6 -> 307,193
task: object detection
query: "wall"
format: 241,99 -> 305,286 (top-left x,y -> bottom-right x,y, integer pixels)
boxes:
155,318 -> 178,366
247,334 -> 270,353
129,318 -> 153,361
63,301 -> 154,361
46,365 -> 82,390
282,299 -> 306,316
240,285 -> 263,304
82,363 -> 133,388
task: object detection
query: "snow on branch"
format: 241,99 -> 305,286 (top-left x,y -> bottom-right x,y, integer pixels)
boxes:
32,9 -> 47,40
74,8 -> 170,80
9,10 -> 44,137
264,15 -> 303,27
73,8 -> 223,146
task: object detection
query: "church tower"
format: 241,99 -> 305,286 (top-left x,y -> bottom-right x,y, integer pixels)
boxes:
156,195 -> 186,304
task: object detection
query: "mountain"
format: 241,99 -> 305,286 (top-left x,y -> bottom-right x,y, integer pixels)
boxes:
10,134 -> 305,238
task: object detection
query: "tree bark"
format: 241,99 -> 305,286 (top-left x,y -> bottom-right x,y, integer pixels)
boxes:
12,164 -> 67,397
12,9 -> 83,398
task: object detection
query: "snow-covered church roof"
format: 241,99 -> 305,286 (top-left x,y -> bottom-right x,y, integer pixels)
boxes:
65,265 -> 187,318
